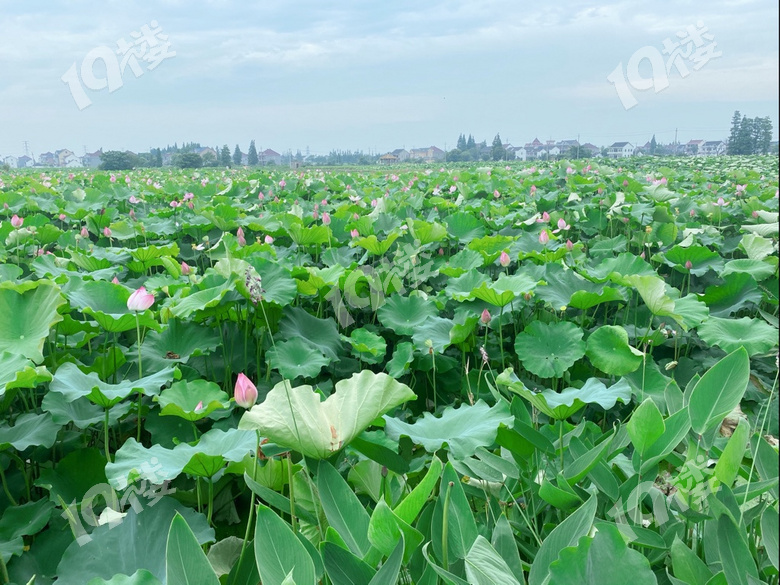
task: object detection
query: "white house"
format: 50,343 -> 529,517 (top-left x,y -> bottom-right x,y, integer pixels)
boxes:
700,140 -> 726,156
3,155 -> 18,168
607,142 -> 635,158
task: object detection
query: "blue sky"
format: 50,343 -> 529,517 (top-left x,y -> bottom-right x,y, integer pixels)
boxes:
0,0 -> 777,158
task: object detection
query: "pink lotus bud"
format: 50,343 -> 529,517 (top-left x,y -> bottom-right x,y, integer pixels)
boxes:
110,174 -> 116,183
597,187 -> 603,194
312,210 -> 319,221
112,276 -> 119,284
689,209 -> 695,217
321,199 -> 328,206
622,180 -> 629,187
194,401 -> 204,412
10,215 -> 23,228
68,173 -> 74,179
313,203 -> 319,211
539,229 -> 550,245
480,309 -> 491,324
129,209 -> 136,220
125,176 -> 131,184
103,227 -> 112,237
566,239 -> 573,251
640,252 -> 645,259
234,373 -> 258,409
170,200 -> 180,208
685,260 -> 693,270
493,190 -> 500,198
542,211 -> 550,222
350,229 -> 359,238
557,218 -> 569,230
264,235 -> 274,244
566,167 -> 574,174
278,179 -> 286,188
181,262 -> 191,275
237,227 -> 246,247
187,202 -> 193,209
183,192 -> 194,201
80,226 -> 89,237
499,251 -> 511,267
353,213 -> 359,220
322,212 -> 331,225
752,210 -> 759,218
258,192 -> 264,201
59,213 -> 67,221
523,292 -> 532,301
129,195 -> 139,204
438,247 -> 444,255
127,286 -> 154,311
371,199 -> 378,207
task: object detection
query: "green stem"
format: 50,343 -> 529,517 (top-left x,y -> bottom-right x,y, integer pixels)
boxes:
287,452 -> 297,532
104,408 -> 112,463
207,478 -> 214,526
498,305 -> 505,369
135,313 -> 143,442
559,421 -> 565,472
0,463 -> 18,506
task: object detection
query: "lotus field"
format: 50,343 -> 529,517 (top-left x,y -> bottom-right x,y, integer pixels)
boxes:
0,156 -> 778,585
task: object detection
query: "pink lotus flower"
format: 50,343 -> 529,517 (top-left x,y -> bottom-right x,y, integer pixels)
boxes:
258,192 -> 264,201
181,262 -> 191,275
480,309 -> 491,324
321,199 -> 328,206
312,210 -> 319,221
111,276 -> 119,284
539,229 -> 550,245
58,213 -> 67,221
371,199 -> 378,207
537,211 -> 550,223
493,190 -> 500,198
449,186 -> 456,193
125,176 -> 131,184
103,227 -> 112,237
237,227 -> 246,247
622,180 -> 629,187
353,213 -> 359,220
350,229 -> 359,238
279,179 -> 286,188
322,212 -> 331,225
689,209 -> 696,218
714,197 -> 727,207
553,218 -> 570,233
566,239 -> 573,251
80,227 -> 89,237
597,187 -> 603,194
129,209 -> 136,220
129,195 -> 140,204
127,286 -> 154,311
201,179 -> 208,187
194,401 -> 204,413
110,174 -> 116,183
234,373 -> 258,409
264,235 -> 274,244
10,215 -> 23,228
170,200 -> 180,208
68,173 -> 75,180
499,251 -> 510,267
438,247 -> 444,255
183,192 -> 194,201
566,167 -> 574,174
736,184 -> 746,193
752,210 -> 759,218
685,260 -> 693,270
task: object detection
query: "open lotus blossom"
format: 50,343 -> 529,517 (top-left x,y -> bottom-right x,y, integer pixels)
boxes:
736,184 -> 746,193
350,229 -> 359,238
234,373 -> 258,409
237,227 -> 246,247
170,200 -> 180,208
181,262 -> 191,275
714,197 -> 728,207
480,309 -> 491,324
371,199 -> 378,207
537,211 -> 550,223
449,185 -> 456,193
10,215 -> 23,228
183,192 -> 194,201
127,286 -> 154,311
264,235 -> 274,244
556,218 -> 570,231
499,251 -> 511,267
103,227 -> 112,237
539,229 -> 550,245
322,212 -> 331,225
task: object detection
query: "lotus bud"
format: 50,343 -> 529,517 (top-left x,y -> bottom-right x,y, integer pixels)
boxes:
480,309 -> 491,324
499,251 -> 511,267
127,286 -> 154,311
234,373 -> 258,408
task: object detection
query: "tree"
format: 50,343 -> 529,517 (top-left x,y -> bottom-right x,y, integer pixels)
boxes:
154,148 -> 163,167
491,133 -> 505,161
248,140 -> 258,166
727,110 -> 742,154
757,117 -> 773,154
174,153 -> 203,168
466,134 -> 476,149
233,145 -> 243,166
201,151 -> 217,166
737,115 -> 754,155
99,150 -> 139,170
456,134 -> 467,150
220,145 -> 231,167
650,135 -> 657,155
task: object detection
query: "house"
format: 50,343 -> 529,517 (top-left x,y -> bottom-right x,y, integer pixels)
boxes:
581,143 -> 601,157
685,139 -> 705,155
409,146 -> 445,162
259,149 -> 282,166
607,142 -> 635,158
523,138 -> 545,159
17,155 -> 33,168
391,149 -> 410,162
38,151 -> 56,166
513,146 -> 528,161
700,140 -> 726,156
556,139 -> 579,156
3,155 -> 18,168
55,149 -> 80,167
379,153 -> 399,165
82,149 -> 103,168
196,147 -> 218,161
501,143 -> 517,160
162,152 -> 175,166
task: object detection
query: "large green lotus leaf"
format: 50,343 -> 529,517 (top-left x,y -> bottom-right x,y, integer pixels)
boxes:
55,498 -> 213,585
87,570 -> 163,585
514,321 -> 585,378
383,400 -> 513,459
141,319 -> 221,370
278,306 -> 344,362
386,342 -> 415,378
535,267 -> 606,310
468,234 -> 515,260
0,280 -> 65,362
472,272 -> 539,307
445,212 -> 486,243
698,316 -> 778,356
739,233 -> 775,261
497,369 -> 631,420
0,351 -> 51,397
348,327 -> 387,364
247,259 -> 298,306
355,233 -> 399,255
586,325 -> 644,376
411,316 -> 454,354
624,275 -> 679,319
0,499 -> 54,564
701,273 -> 763,317
721,258 -> 777,282
34,447 -> 108,506
287,222 -> 332,246
106,428 -> 256,489
410,219 -> 447,244
439,249 -> 485,277
672,294 -> 709,330
547,523 -> 657,585
266,337 -> 330,379
377,294 -> 438,335
42,391 -> 132,429
156,379 -> 230,421
239,371 -> 416,459
50,363 -> 176,408
445,269 -> 490,301
167,275 -> 235,319
63,278 -> 159,333
0,412 -> 60,451
130,242 -> 179,263
31,254 -> 115,281
584,253 -> 656,285
661,245 -> 724,276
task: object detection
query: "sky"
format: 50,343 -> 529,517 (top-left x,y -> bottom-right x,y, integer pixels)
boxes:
0,0 -> 777,159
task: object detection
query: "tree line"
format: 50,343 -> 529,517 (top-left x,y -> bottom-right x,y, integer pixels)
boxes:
727,111 -> 773,155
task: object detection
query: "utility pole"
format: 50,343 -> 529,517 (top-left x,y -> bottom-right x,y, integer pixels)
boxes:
22,141 -> 30,156
577,133 -> 580,159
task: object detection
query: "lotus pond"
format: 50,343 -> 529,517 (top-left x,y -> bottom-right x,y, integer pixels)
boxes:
0,157 -> 778,584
